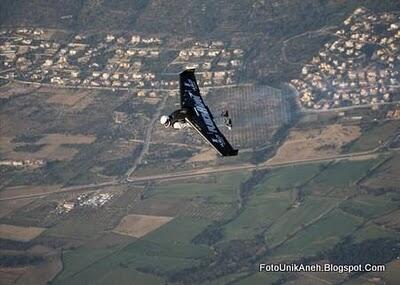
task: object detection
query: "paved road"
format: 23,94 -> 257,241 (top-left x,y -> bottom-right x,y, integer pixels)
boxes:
3,135 -> 398,201
123,93 -> 169,180
0,181 -> 118,201
126,147 -> 395,183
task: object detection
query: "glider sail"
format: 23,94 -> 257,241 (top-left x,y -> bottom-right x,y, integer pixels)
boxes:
179,69 -> 238,156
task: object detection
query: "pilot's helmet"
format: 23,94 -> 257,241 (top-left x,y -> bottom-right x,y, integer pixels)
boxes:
160,115 -> 171,127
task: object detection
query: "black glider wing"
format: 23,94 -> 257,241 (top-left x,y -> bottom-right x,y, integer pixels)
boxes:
179,69 -> 238,156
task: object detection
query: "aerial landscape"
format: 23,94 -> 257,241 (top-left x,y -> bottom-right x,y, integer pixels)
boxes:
0,1 -> 399,284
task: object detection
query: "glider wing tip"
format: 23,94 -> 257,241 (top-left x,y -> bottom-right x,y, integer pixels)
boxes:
180,68 -> 196,75
224,149 -> 239,157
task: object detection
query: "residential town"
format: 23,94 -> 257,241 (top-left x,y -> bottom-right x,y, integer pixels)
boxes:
2,7 -> 398,110
0,28 -> 244,96
291,7 -> 400,109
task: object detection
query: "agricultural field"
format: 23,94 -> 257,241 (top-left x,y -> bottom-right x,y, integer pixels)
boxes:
0,153 -> 399,285
375,210 -> 400,231
0,224 -> 45,242
45,88 -> 94,110
0,82 -> 36,99
269,124 -> 361,163
265,195 -> 341,246
222,190 -> 292,241
0,134 -> 96,161
0,83 -> 159,188
0,197 -> 37,218
113,214 -> 174,238
269,209 -> 363,260
340,194 -> 398,220
307,158 -> 381,189
0,245 -> 62,285
254,164 -> 321,191
361,154 -> 400,189
343,120 -> 400,153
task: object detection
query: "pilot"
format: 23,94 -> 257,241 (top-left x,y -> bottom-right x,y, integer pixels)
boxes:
160,109 -> 188,129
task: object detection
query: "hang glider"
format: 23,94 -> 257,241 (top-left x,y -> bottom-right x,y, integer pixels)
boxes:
160,69 -> 238,156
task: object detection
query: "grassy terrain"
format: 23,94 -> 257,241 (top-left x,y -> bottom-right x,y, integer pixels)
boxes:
254,164 -> 321,192
52,216 -> 212,285
232,272 -> 283,285
264,196 -> 340,246
222,191 -> 291,241
351,224 -> 399,243
362,154 -> 400,189
52,173 -> 249,284
148,172 -> 249,203
54,259 -> 163,285
340,194 -> 399,219
269,209 -> 363,260
345,120 -> 399,153
26,158 -> 400,284
309,159 -> 378,188
55,246 -> 122,282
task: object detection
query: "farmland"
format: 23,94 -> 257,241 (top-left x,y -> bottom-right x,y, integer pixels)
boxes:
0,224 -> 45,242
33,155 -> 397,284
269,124 -> 361,163
113,214 -> 174,238
1,79 -> 399,284
344,120 -> 400,153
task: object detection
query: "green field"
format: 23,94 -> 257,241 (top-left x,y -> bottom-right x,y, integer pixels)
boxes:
309,159 -> 378,188
148,172 -> 249,203
346,120 -> 399,153
363,154 -> 400,189
351,224 -> 399,243
54,246 -> 123,283
254,164 -> 321,192
54,216 -> 212,285
203,273 -> 251,285
232,272 -> 283,285
222,191 -> 292,241
54,256 -> 164,285
50,158 -> 400,285
264,196 -> 340,246
340,194 -> 399,219
269,209 -> 363,260
52,173 -> 250,285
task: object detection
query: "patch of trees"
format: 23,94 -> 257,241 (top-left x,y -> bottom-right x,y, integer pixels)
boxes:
192,222 -> 224,245
240,170 -> 269,204
102,144 -> 143,176
360,185 -> 399,196
0,239 -> 33,251
11,133 -> 43,144
341,139 -> 358,153
0,254 -> 44,267
250,146 -> 273,164
324,237 -> 400,266
169,239 -> 264,284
